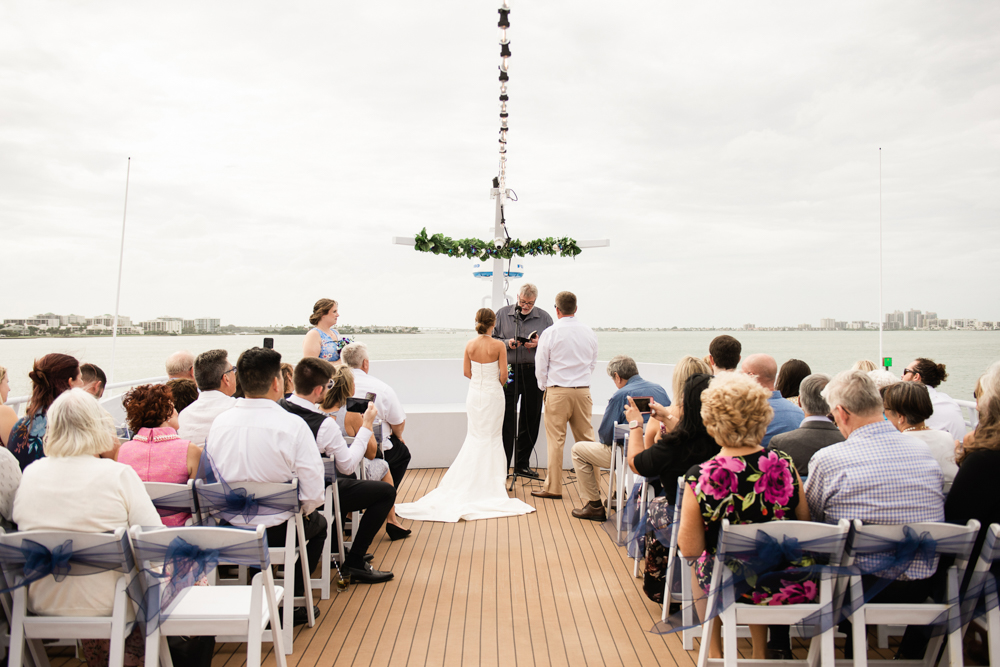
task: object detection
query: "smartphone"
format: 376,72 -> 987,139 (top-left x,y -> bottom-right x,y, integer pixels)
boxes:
263,337 -> 274,349
365,392 -> 377,402
346,396 -> 370,413
631,396 -> 652,414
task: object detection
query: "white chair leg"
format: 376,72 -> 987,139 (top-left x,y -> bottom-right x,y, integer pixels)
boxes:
877,623 -> 889,648
9,589 -> 24,667
722,611 -> 737,667
605,442 -> 616,515
696,616 -> 713,667
295,514 -> 316,626
989,608 -> 1000,666
852,613 -> 869,667
263,569 -> 288,667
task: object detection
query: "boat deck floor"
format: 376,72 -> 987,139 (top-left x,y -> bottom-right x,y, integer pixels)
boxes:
47,467 -> 902,667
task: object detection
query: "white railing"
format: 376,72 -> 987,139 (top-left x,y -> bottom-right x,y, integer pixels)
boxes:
3,375 -> 169,418
956,399 -> 979,432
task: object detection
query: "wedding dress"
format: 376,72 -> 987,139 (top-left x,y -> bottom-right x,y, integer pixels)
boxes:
395,360 -> 535,522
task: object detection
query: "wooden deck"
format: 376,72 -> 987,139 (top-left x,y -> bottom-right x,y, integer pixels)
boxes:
47,468 -> 901,667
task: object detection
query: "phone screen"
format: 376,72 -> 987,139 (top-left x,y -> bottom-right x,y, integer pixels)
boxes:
631,397 -> 652,413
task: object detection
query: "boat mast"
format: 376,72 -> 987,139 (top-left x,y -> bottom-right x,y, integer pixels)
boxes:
492,0 -> 512,310
109,157 -> 131,386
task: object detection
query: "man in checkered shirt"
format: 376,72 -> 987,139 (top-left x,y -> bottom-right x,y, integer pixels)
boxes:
805,370 -> 944,659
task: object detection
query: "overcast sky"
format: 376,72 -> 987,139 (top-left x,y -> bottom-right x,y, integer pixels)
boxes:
2,2 -> 997,329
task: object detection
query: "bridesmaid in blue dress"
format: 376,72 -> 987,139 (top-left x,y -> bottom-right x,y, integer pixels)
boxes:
303,298 -> 343,361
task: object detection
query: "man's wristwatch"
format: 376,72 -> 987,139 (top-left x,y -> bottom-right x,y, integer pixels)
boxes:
629,419 -> 641,430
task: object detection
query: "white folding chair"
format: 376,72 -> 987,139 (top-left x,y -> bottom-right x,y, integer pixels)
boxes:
129,524 -> 287,667
0,527 -> 135,667
607,422 -> 634,538
842,519 -> 980,667
194,479 -> 315,654
143,481 -> 198,527
317,457 -> 355,600
696,518 -> 852,667
967,523 -> 1000,666
632,478 -> 655,578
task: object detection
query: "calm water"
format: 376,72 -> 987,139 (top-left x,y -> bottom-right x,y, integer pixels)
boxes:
2,330 -> 997,405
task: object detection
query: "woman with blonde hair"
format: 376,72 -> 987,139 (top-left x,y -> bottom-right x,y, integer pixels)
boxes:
12,388 -> 163,665
0,365 -> 18,447
321,365 -> 411,539
303,298 -> 344,362
677,373 -> 809,660
853,359 -> 878,372
644,355 -> 711,447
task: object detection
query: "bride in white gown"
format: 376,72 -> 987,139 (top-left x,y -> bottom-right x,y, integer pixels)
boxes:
395,308 -> 535,522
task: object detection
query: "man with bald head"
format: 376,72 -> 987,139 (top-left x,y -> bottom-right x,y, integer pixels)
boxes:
742,353 -> 804,447
166,350 -> 196,380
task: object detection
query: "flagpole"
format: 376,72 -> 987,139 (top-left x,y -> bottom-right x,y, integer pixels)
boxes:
110,157 -> 131,386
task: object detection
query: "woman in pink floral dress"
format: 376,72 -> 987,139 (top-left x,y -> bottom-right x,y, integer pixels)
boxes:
677,372 -> 811,660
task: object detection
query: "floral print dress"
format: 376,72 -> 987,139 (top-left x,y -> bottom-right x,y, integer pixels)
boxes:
685,449 -> 816,605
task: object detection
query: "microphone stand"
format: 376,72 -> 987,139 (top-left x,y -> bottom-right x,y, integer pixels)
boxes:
507,305 -> 525,492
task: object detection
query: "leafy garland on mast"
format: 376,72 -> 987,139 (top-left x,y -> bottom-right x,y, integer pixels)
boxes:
413,227 -> 582,261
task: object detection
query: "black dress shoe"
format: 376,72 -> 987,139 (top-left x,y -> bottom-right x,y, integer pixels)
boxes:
515,467 -> 540,479
347,563 -> 394,584
386,523 -> 412,541
364,553 -> 374,563
293,605 -> 320,627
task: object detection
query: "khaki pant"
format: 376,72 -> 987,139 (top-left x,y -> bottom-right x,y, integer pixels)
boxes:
542,387 -> 596,495
571,440 -> 613,504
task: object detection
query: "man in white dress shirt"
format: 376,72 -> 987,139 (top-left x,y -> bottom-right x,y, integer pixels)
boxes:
901,357 -> 967,441
279,357 -> 395,583
207,347 -> 328,613
177,349 -> 237,446
533,291 -> 599,499
340,342 -> 411,492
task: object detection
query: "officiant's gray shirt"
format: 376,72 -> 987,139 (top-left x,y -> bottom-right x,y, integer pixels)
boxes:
492,305 -> 554,365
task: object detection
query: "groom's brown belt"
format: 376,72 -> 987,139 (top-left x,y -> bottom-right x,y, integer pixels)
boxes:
551,385 -> 589,389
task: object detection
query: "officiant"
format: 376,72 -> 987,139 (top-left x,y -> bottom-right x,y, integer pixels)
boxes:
493,283 -> 553,478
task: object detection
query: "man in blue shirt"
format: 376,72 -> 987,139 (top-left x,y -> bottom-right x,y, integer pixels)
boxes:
570,355 -> 670,521
742,353 -> 804,447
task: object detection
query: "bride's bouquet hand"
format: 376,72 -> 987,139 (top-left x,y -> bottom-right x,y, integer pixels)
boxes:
362,402 -> 379,430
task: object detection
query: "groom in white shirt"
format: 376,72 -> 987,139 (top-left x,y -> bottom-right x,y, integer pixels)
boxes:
533,291 -> 599,499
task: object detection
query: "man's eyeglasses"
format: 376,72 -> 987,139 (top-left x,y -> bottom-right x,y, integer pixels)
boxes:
224,366 -> 237,376
517,298 -> 535,307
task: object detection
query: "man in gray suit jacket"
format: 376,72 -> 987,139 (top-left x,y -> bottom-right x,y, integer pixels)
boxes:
768,373 -> 845,477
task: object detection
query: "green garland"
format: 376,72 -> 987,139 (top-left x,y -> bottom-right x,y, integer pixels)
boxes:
413,227 -> 582,261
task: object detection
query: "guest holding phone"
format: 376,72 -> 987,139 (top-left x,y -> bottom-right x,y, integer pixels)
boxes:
569,355 -> 669,521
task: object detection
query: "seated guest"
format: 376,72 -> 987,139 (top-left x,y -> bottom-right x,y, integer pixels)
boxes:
677,372 -> 808,661
769,374 -> 844,477
165,350 -> 196,380
867,368 -> 899,391
79,363 -> 107,398
853,359 -> 877,372
318,364 -> 410,540
0,365 -> 18,448
302,298 -> 344,362
645,356 -> 711,441
742,353 -> 804,446
281,362 -> 295,398
902,358 -> 966,441
775,358 -> 811,407
12,388 -> 163,665
627,373 -> 719,602
177,349 -> 237,446
165,378 -> 199,414
280,358 -> 399,578
569,355 -> 670,522
882,381 -> 959,484
340,342 -> 411,492
208,347 -> 329,617
806,370 -> 944,660
118,384 -> 203,525
707,335 -> 741,374
7,353 -> 82,470
946,361 -> 1000,577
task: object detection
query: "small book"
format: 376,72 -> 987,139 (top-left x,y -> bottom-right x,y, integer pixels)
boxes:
516,330 -> 538,344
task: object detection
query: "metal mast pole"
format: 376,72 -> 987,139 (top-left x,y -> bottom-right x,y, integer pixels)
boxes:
110,157 -> 131,386
879,148 -> 884,368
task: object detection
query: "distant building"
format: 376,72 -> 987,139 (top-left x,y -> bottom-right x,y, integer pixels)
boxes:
3,316 -> 60,330
798,324 -> 812,330
743,323 -> 756,331
820,318 -> 835,330
140,318 -> 182,334
835,321 -> 847,330
193,318 -> 220,333
88,315 -> 133,328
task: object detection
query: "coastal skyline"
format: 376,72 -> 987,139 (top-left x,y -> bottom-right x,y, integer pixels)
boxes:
2,2 -> 998,330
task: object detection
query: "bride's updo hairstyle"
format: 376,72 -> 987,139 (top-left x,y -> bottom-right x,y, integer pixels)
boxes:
309,298 -> 338,326
475,308 -> 496,335
320,364 -> 356,412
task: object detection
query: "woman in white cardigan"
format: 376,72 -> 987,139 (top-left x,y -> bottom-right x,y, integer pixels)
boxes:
12,388 -> 163,666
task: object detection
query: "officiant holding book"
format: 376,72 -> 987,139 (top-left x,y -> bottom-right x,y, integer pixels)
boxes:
493,283 -> 554,478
